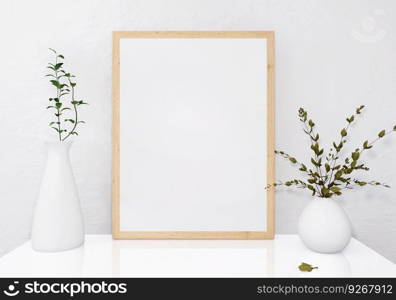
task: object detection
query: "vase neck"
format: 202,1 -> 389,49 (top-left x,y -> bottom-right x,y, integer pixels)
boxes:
315,196 -> 334,201
46,141 -> 72,156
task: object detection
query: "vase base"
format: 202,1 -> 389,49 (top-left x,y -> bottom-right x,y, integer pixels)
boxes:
299,236 -> 351,254
31,239 -> 84,253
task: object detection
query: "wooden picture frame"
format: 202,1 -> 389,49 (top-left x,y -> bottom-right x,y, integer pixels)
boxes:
112,31 -> 275,239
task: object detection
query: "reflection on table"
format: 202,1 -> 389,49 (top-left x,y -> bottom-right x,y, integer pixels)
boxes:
0,235 -> 395,277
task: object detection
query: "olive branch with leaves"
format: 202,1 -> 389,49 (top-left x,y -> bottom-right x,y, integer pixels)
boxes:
270,105 -> 396,198
46,49 -> 88,141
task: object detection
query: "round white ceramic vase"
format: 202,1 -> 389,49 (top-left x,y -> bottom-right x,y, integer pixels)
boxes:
298,197 -> 351,253
31,141 -> 84,252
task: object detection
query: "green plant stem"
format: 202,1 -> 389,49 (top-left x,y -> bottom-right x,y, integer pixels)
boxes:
269,180 -> 308,190
275,151 -> 309,174
47,49 -> 87,141
327,122 -> 351,186
301,121 -> 322,195
271,106 -> 394,198
62,84 -> 78,141
341,180 -> 390,190
359,131 -> 394,155
331,129 -> 394,189
54,56 -> 62,141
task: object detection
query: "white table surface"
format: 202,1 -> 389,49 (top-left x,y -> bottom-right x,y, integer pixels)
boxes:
0,234 -> 395,277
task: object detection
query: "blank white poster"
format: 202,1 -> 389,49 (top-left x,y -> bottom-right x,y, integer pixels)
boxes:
119,38 -> 267,231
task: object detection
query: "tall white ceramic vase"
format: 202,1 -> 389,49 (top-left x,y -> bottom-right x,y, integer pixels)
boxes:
298,197 -> 352,253
31,141 -> 84,252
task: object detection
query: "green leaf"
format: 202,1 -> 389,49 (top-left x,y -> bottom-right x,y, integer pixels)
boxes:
330,186 -> 341,195
55,102 -> 62,109
341,128 -> 347,137
393,125 -> 396,131
307,185 -> 316,196
363,140 -> 371,149
71,132 -> 78,135
298,262 -> 318,272
310,143 -> 320,155
50,80 -> 61,89
289,157 -> 297,164
356,105 -> 365,114
346,115 -> 355,123
65,119 -> 75,123
57,54 -> 64,59
378,130 -> 386,138
308,119 -> 315,127
335,170 -> 343,178
54,63 -> 63,71
351,151 -> 360,161
299,164 -> 307,172
321,187 -> 330,196
325,163 -> 330,172
46,106 -> 54,109
311,158 -> 317,166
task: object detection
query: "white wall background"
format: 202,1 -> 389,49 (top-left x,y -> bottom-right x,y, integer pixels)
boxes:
0,0 -> 395,262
